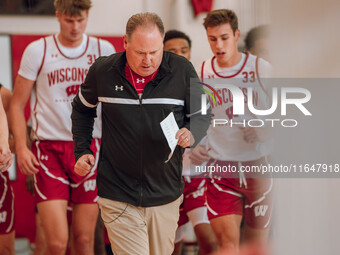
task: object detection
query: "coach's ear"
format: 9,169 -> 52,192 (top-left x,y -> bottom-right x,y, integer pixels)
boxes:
123,35 -> 128,50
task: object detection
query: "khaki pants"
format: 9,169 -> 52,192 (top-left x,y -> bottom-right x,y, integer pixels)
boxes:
98,196 -> 182,255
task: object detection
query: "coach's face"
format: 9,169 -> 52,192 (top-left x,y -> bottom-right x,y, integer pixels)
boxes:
124,25 -> 164,77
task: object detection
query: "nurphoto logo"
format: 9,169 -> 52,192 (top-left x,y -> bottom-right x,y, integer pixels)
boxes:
200,82 -> 312,128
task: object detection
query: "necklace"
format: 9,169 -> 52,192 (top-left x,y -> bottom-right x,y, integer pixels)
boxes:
127,64 -> 157,93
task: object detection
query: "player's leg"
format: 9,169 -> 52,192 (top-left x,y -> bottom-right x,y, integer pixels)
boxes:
206,177 -> 244,252
32,141 -> 71,255
173,242 -> 184,255
94,215 -> 106,255
242,223 -> 270,244
193,222 -> 219,255
0,231 -> 15,255
210,214 -> 242,252
69,171 -> 98,255
34,211 -> 46,255
241,177 -> 273,245
25,174 -> 46,255
0,171 -> 15,255
172,209 -> 188,255
37,200 -> 69,255
185,178 -> 219,254
71,203 -> 98,255
68,139 -> 99,255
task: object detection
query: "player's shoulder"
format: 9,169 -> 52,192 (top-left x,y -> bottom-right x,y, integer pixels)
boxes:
255,56 -> 272,77
200,56 -> 214,69
21,36 -> 50,63
255,55 -> 271,67
246,53 -> 270,67
98,38 -> 114,48
24,37 -> 46,53
87,35 -> 115,55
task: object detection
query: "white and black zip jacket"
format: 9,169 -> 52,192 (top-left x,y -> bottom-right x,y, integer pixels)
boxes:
71,51 -> 212,207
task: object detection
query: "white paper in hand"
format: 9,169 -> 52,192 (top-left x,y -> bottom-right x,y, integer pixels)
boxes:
160,112 -> 179,163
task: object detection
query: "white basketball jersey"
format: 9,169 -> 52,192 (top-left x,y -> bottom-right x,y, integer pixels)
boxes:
29,35 -> 106,141
201,52 -> 272,161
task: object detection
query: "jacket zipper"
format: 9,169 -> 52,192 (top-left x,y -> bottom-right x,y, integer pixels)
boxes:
138,96 -> 143,206
122,73 -> 144,206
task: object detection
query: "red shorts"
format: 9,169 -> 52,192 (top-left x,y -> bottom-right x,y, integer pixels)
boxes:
32,139 -> 100,204
206,159 -> 273,229
0,171 -> 15,234
178,176 -> 208,227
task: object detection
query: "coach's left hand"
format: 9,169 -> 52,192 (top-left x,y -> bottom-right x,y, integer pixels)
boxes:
176,128 -> 195,148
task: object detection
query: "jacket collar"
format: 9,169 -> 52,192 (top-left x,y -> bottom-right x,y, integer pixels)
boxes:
108,51 -> 172,83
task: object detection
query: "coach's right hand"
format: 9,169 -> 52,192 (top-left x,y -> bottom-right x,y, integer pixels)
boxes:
190,144 -> 210,166
74,154 -> 95,176
17,146 -> 39,175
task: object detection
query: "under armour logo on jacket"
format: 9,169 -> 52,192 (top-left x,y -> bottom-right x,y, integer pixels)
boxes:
115,85 -> 123,91
136,78 -> 145,83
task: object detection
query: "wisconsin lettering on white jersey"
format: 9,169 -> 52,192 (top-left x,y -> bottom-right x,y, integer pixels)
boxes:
201,52 -> 272,161
19,34 -> 115,141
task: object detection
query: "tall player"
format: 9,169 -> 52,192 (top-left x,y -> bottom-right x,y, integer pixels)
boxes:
191,9 -> 272,253
10,1 -> 115,254
164,30 -> 218,255
0,84 -> 14,255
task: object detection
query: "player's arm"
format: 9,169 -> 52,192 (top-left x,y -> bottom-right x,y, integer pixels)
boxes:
0,86 -> 14,152
99,39 -> 116,56
72,60 -> 99,176
0,95 -> 13,172
10,75 -> 39,175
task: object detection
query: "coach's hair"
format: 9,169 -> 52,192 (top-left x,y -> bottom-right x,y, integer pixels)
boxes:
164,30 -> 192,49
54,0 -> 92,15
126,12 -> 164,40
203,9 -> 238,34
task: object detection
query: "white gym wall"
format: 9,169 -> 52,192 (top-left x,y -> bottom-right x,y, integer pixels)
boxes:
0,0 -> 270,68
1,1 -> 340,254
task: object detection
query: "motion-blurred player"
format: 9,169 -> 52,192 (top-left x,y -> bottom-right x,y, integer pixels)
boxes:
191,9 -> 273,253
164,30 -> 218,255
